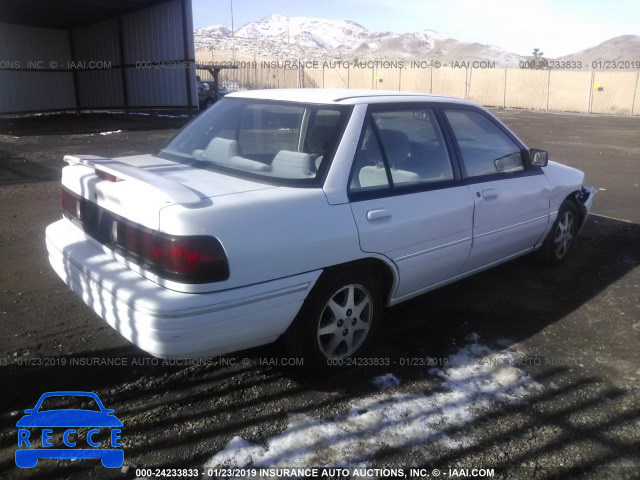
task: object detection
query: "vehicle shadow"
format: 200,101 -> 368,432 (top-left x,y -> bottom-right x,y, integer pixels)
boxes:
0,216 -> 638,478
0,152 -> 60,184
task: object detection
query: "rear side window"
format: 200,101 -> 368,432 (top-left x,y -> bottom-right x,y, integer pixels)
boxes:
444,109 -> 524,177
350,108 -> 454,194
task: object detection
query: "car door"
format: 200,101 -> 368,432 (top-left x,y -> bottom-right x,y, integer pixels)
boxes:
442,108 -> 551,273
349,107 -> 475,301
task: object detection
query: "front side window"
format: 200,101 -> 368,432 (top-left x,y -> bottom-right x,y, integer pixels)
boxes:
350,108 -> 454,194
444,109 -> 524,178
159,99 -> 350,185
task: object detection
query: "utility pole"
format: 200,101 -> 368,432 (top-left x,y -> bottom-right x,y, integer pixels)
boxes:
230,0 -> 235,61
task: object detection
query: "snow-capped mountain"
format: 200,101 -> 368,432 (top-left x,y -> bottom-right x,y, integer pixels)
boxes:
234,14 -> 370,50
196,24 -> 232,38
194,14 -> 524,65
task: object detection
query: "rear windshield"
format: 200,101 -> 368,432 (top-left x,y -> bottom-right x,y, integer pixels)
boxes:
159,98 -> 352,186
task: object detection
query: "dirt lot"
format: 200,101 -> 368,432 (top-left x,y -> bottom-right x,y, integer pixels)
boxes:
0,109 -> 638,480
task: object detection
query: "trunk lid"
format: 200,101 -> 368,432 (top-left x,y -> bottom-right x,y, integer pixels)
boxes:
61,154 -> 276,230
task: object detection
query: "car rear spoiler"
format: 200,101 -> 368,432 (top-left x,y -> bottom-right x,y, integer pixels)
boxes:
64,155 -> 202,205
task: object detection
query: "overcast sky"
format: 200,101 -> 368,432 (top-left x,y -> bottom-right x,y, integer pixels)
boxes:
191,0 -> 639,57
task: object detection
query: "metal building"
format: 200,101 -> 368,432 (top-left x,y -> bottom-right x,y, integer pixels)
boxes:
0,0 -> 196,114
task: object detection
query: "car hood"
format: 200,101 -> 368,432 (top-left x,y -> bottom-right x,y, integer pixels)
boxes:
16,410 -> 123,427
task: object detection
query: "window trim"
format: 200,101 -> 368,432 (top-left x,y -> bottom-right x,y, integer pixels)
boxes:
369,114 -> 395,187
346,114 -> 394,198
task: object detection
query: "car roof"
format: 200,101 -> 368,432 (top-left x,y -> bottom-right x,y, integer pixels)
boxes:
226,88 -> 479,107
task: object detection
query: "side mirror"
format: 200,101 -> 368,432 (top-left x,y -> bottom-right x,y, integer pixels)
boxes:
529,149 -> 548,167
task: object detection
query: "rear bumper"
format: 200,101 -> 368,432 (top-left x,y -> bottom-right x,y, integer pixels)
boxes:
45,218 -> 321,358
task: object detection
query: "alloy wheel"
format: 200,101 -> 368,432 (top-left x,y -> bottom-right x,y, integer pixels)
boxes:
554,210 -> 575,259
316,284 -> 372,358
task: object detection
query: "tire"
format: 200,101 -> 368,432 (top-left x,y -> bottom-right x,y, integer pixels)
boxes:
537,200 -> 579,265
205,97 -> 215,108
284,267 -> 383,374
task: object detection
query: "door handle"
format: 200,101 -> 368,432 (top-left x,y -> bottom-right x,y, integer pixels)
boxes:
481,188 -> 498,199
366,209 -> 391,221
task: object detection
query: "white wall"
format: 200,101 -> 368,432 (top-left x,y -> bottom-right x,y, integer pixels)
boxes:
121,0 -> 196,107
0,0 -> 196,113
0,23 -> 76,112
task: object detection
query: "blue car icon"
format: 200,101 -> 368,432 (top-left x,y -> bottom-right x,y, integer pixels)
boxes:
15,391 -> 123,468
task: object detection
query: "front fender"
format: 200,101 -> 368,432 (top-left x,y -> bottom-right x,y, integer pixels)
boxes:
542,161 -> 585,212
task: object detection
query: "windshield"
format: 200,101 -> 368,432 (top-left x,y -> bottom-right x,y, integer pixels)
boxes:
159,98 -> 352,185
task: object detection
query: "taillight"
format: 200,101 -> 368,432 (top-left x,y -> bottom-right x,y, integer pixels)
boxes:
114,220 -> 229,283
61,187 -> 80,220
95,169 -> 118,182
61,186 -> 229,283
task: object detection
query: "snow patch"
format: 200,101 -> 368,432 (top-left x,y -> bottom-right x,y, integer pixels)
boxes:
371,373 -> 401,390
205,342 -> 542,471
464,332 -> 481,342
99,130 -> 123,136
211,436 -> 264,468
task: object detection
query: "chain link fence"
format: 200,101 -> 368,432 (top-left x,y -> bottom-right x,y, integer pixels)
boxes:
196,51 -> 640,116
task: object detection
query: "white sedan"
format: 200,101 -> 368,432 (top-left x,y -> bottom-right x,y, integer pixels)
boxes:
46,89 -> 596,371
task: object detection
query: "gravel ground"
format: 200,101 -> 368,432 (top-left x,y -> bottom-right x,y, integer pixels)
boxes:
0,109 -> 638,480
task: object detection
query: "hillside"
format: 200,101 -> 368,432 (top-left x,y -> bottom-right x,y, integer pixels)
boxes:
557,35 -> 640,65
194,14 -> 525,65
